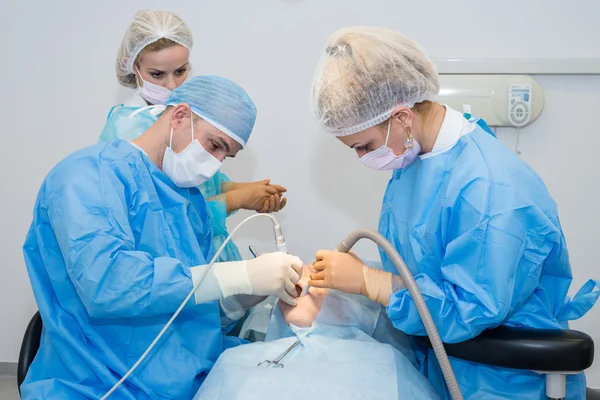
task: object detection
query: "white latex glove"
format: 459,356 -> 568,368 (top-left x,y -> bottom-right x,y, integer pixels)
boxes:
191,252 -> 303,306
245,252 -> 303,304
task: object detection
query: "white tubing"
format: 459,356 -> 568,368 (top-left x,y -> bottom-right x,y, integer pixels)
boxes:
100,213 -> 283,399
337,229 -> 463,400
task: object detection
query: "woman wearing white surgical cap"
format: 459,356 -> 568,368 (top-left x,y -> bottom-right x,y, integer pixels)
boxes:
100,9 -> 287,264
308,27 -> 600,399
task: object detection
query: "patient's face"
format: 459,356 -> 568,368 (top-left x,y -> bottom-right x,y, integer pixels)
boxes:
278,264 -> 328,327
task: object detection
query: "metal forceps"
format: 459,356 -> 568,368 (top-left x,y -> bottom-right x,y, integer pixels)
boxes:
257,339 -> 301,368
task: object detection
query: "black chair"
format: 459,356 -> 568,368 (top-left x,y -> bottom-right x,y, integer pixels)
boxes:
412,326 -> 600,400
17,311 -> 43,396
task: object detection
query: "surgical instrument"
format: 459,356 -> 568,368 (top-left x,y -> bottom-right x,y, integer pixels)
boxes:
249,245 -> 260,258
257,339 -> 301,368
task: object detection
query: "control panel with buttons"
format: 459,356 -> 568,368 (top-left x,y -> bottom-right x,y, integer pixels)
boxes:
507,83 -> 533,127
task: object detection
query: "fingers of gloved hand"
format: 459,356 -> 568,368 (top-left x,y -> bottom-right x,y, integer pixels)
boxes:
278,290 -> 298,306
279,197 -> 287,210
263,185 -> 279,196
308,275 -> 329,289
309,271 -> 326,282
289,266 -> 301,284
269,184 -> 287,193
258,199 -> 270,213
268,195 -> 276,212
312,260 -> 326,272
257,196 -> 274,213
315,249 -> 334,261
272,194 -> 281,212
286,255 -> 304,271
284,278 -> 298,298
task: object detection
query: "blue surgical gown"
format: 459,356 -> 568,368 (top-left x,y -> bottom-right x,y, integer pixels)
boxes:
379,124 -> 599,399
21,140 -> 244,399
99,104 -> 242,262
467,115 -> 496,137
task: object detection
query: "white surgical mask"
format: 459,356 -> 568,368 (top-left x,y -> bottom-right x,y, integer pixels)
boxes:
136,72 -> 172,105
359,119 -> 421,171
162,114 -> 222,188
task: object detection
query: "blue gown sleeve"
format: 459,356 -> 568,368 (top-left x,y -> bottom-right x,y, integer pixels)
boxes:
387,178 -> 563,343
207,199 -> 228,233
47,174 -> 197,319
200,172 -> 235,219
214,172 -> 236,217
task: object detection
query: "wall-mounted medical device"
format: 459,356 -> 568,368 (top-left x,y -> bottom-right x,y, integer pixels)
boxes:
437,75 -> 544,128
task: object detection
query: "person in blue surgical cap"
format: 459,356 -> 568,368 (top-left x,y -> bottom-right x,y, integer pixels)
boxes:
100,9 -> 286,264
21,75 -> 303,399
308,27 -> 600,399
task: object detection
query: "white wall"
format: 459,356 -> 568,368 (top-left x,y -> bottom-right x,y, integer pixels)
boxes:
1,0 -> 599,387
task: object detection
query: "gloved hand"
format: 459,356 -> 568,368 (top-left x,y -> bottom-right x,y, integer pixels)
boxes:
258,193 -> 287,214
245,252 -> 302,305
309,250 -> 367,295
309,250 -> 395,305
191,252 -> 303,306
224,179 -> 287,213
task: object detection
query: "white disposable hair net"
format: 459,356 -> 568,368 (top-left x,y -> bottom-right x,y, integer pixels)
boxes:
310,26 -> 440,136
116,9 -> 193,88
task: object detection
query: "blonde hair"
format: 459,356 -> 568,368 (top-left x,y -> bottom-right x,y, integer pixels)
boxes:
115,10 -> 193,89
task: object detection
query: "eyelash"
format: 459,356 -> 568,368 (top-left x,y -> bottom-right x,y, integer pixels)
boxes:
149,68 -> 188,79
356,146 -> 369,152
209,140 -> 220,151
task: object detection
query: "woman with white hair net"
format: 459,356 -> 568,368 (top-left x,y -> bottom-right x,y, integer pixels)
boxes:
99,9 -> 287,265
21,76 -> 304,399
308,27 -> 600,399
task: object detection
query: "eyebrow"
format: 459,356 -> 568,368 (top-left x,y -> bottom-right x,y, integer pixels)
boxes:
147,63 -> 189,73
214,136 -> 232,155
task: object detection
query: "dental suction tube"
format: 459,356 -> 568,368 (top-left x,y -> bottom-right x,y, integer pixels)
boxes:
337,229 -> 463,400
101,213 -> 288,399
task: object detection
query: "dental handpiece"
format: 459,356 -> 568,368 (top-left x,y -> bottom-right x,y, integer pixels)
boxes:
299,283 -> 310,297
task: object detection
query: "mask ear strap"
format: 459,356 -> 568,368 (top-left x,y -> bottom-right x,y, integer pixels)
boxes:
190,112 -> 195,141
169,126 -> 174,149
384,118 -> 392,147
133,67 -> 143,88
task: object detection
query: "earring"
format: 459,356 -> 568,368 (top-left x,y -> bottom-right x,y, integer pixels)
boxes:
404,127 -> 415,149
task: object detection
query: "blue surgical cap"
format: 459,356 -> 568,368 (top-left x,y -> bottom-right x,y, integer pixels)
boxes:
166,76 -> 257,147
